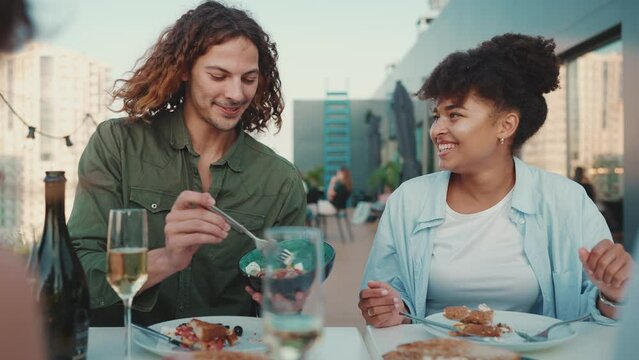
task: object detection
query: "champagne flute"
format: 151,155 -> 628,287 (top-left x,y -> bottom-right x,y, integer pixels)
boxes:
106,209 -> 149,359
262,226 -> 324,360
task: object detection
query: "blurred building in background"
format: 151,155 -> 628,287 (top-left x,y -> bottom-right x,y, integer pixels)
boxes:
295,96 -> 418,200
0,43 -> 110,240
372,0 -> 638,248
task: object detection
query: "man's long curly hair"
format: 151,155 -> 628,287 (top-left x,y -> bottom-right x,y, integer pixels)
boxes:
112,1 -> 283,133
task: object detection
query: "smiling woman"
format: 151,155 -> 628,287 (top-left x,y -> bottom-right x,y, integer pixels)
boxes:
358,33 -> 634,329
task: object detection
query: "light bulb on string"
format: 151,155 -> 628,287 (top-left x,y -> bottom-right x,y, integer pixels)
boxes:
27,126 -> 36,139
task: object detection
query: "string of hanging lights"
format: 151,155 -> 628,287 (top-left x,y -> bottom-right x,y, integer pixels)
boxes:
0,91 -> 99,147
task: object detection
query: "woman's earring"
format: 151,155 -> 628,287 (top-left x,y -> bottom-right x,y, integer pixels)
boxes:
499,138 -> 505,145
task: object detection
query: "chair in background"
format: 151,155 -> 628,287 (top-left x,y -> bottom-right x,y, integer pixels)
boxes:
306,186 -> 323,227
317,188 -> 354,243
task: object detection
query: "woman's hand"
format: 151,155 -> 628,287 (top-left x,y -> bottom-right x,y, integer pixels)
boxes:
579,239 -> 633,303
358,281 -> 409,328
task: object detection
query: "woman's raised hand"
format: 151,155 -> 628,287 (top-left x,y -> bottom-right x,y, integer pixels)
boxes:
579,239 -> 633,303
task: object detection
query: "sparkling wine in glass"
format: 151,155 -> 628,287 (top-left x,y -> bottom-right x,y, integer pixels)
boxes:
262,226 -> 324,360
106,209 -> 149,359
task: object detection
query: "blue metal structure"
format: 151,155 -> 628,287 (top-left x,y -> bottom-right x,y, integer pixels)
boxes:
322,91 -> 352,192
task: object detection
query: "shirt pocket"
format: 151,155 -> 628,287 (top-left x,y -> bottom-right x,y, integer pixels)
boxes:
129,187 -> 178,249
551,271 -> 580,319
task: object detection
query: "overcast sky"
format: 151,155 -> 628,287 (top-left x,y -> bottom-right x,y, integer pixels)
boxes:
38,0 -> 433,160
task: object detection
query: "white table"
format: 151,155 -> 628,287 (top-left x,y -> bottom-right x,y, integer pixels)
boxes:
88,327 -> 370,359
364,323 -> 618,360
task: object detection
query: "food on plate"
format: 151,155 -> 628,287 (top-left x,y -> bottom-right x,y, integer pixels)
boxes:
244,261 -> 305,279
451,323 -> 502,338
165,351 -> 268,360
444,304 -> 493,325
165,319 -> 243,351
244,262 -> 261,277
443,304 -> 510,338
443,305 -> 471,321
383,338 -> 520,360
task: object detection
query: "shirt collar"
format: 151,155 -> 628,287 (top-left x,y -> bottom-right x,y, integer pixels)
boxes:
511,156 -> 538,214
414,156 -> 537,229
414,171 -> 450,231
164,107 -> 245,172
212,131 -> 245,173
166,107 -> 191,151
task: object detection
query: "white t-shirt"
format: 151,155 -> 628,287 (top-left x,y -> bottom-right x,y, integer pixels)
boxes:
426,189 -> 540,315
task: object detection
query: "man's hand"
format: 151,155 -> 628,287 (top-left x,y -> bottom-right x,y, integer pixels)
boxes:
163,191 -> 230,271
142,191 -> 231,291
579,239 -> 633,303
245,286 -> 262,304
358,281 -> 407,328
245,287 -> 308,312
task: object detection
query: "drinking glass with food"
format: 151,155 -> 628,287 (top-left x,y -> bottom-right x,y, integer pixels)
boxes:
261,226 -> 324,360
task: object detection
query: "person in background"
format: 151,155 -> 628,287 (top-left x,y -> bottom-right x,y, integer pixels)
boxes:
358,33 -> 633,328
68,1 -> 306,326
573,166 -> 596,202
0,1 -> 46,359
327,166 -> 353,211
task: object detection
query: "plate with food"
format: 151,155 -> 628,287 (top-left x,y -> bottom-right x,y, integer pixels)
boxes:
239,239 -> 336,294
383,338 -> 522,360
422,305 -> 578,352
134,316 -> 267,356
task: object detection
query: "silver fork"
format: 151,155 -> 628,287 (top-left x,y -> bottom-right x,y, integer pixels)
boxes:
210,205 -> 271,250
278,249 -> 294,268
514,313 -> 591,342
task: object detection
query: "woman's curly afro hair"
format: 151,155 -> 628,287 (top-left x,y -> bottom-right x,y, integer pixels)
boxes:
417,33 -> 560,149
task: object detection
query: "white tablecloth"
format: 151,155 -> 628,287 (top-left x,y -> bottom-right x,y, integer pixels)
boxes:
364,322 -> 618,360
88,327 -> 370,359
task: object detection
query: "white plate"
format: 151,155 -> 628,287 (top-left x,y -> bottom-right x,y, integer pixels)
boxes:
423,310 -> 578,352
134,315 -> 267,356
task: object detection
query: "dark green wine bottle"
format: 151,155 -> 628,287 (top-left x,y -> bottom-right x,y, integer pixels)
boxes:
30,171 -> 90,359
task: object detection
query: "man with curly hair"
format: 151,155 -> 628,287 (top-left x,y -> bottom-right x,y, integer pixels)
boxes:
68,1 -> 306,326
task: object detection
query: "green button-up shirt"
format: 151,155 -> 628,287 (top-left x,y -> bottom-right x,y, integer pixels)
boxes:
68,108 -> 306,326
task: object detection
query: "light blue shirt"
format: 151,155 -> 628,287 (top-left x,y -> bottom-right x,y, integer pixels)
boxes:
614,233 -> 639,359
361,157 -> 614,324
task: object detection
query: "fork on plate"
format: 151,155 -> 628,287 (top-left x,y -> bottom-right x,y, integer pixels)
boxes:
514,313 -> 591,342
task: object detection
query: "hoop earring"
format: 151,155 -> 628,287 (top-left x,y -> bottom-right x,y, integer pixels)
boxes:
499,138 -> 505,145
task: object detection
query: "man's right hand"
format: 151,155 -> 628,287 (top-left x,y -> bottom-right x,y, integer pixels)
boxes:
163,191 -> 230,271
141,191 -> 230,291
